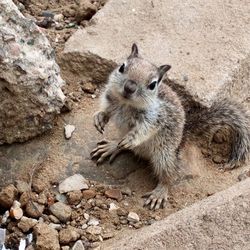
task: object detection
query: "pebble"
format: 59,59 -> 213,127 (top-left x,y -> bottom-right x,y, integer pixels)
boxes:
212,155 -> 225,164
49,202 -> 72,222
127,212 -> 140,223
59,174 -> 88,193
87,218 -> 99,226
109,203 -> 119,211
55,23 -> 64,30
54,14 -> 64,22
84,213 -> 90,220
55,192 -> 67,203
49,215 -> 60,224
42,11 -> 54,18
121,187 -> 132,196
18,217 -> 37,232
105,189 -> 123,201
183,75 -> 189,81
0,184 -> 18,209
10,200 -> 23,220
81,223 -> 88,230
67,190 -> 83,205
82,189 -> 96,199
64,124 -> 75,139
86,226 -> 102,235
59,228 -> 80,244
49,223 -> 62,231
81,82 -> 96,94
25,201 -> 44,218
72,240 -> 85,250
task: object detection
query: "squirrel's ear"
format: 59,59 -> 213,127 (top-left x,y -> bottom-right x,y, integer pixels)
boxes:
129,43 -> 139,58
158,64 -> 171,82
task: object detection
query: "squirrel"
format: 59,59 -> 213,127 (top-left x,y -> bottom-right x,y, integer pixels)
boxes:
91,43 -> 250,210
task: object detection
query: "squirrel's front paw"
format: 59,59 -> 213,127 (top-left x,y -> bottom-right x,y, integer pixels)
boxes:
93,111 -> 109,134
118,134 -> 136,150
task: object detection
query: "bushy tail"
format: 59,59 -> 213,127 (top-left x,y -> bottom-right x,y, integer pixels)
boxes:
185,99 -> 250,168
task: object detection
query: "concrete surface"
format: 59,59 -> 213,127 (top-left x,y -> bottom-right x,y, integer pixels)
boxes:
63,0 -> 250,107
104,178 -> 250,250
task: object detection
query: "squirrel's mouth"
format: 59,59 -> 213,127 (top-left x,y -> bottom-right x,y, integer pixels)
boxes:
121,92 -> 133,99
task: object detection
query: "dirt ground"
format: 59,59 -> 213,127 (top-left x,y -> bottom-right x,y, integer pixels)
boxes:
0,1 -> 249,249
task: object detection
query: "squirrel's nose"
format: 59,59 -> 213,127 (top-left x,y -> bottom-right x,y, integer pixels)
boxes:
124,80 -> 137,95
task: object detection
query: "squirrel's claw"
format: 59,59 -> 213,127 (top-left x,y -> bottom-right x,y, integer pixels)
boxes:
93,111 -> 109,134
118,136 -> 134,149
91,140 -> 121,164
142,184 -> 169,210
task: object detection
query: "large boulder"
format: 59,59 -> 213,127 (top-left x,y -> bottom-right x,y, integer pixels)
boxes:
62,0 -> 250,108
0,0 -> 65,144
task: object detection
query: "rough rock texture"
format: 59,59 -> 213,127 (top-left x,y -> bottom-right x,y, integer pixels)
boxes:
63,0 -> 250,108
104,179 -> 250,250
0,0 -> 65,144
59,174 -> 89,193
17,216 -> 38,232
0,184 -> 18,209
59,228 -> 80,244
34,223 -> 60,250
49,202 -> 72,222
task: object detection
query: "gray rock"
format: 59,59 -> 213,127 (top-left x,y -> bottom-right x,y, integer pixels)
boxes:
64,124 -> 75,139
0,0 -> 65,144
25,201 -> 44,219
49,202 -> 72,222
72,240 -> 85,250
54,14 -> 64,22
58,174 -> 88,193
87,218 -> 99,226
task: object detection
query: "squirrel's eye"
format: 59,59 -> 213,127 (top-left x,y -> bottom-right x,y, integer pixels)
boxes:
119,63 -> 125,73
148,81 -> 157,90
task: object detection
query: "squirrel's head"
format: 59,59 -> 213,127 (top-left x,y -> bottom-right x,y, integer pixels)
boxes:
108,43 -> 171,108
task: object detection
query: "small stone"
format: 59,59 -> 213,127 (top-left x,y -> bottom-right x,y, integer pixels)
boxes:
25,201 -> 44,218
42,11 -> 54,18
49,215 -> 60,224
105,189 -> 123,201
59,228 -> 80,244
102,231 -> 114,240
81,82 -> 96,94
238,170 -> 250,181
75,0 -> 97,22
1,211 -> 10,224
19,192 -> 37,207
86,226 -> 102,235
212,155 -> 225,164
183,75 -> 189,81
82,189 -> 96,199
81,224 -> 88,230
36,17 -> 53,29
59,174 -> 88,193
34,223 -> 60,250
54,14 -> 64,22
84,213 -> 90,220
15,180 -> 30,193
37,192 -> 47,205
0,228 -> 6,244
109,203 -> 119,211
55,192 -> 67,203
67,190 -> 83,205
127,212 -> 140,223
10,200 -> 23,220
121,187 -> 132,196
64,124 -> 75,139
61,247 -> 70,250
117,208 -> 127,216
18,216 -> 37,232
49,202 -> 72,222
0,184 -> 18,209
55,23 -> 64,30
72,240 -> 85,250
49,223 -> 62,231
87,218 -> 99,226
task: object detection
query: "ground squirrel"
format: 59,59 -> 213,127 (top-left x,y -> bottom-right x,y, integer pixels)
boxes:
91,44 -> 250,210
